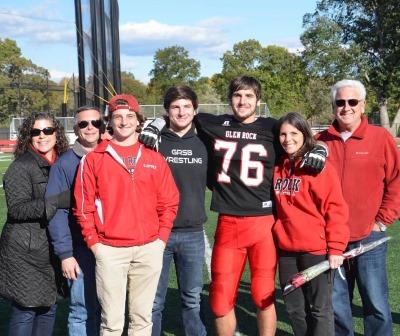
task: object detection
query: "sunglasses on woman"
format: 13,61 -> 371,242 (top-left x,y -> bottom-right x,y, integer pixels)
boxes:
30,127 -> 56,137
335,99 -> 360,107
77,119 -> 103,129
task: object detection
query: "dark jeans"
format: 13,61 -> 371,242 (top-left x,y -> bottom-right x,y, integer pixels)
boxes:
152,230 -> 206,336
332,230 -> 392,336
279,251 -> 334,336
8,302 -> 57,336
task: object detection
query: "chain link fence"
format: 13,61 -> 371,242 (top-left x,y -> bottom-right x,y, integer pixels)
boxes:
140,103 -> 271,120
2,104 -> 399,143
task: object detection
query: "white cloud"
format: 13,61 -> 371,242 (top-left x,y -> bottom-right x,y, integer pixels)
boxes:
272,37 -> 304,53
0,9 -> 74,44
49,69 -> 71,82
1,11 -> 230,58
35,30 -> 75,43
119,19 -> 228,57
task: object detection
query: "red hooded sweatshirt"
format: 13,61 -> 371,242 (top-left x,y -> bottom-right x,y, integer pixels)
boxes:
273,157 -> 349,255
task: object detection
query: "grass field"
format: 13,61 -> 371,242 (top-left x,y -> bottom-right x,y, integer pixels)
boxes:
0,153 -> 399,335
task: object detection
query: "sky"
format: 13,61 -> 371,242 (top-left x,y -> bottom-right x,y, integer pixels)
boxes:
0,0 -> 319,84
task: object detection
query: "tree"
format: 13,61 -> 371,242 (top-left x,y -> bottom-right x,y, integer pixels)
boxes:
0,38 -> 64,123
309,0 -> 400,135
300,15 -> 366,122
121,71 -> 147,104
193,77 -> 222,106
213,40 -> 264,102
301,15 -> 364,81
216,40 -> 308,117
258,45 -> 307,118
148,46 -> 200,102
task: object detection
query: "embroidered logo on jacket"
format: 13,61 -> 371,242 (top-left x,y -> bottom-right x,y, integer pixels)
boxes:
222,120 -> 231,127
274,177 -> 301,195
143,164 -> 157,169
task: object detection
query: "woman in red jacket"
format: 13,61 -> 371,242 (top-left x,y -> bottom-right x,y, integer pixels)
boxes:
273,112 -> 349,336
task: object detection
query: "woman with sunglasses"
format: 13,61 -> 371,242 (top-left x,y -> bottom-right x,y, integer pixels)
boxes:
273,112 -> 349,336
0,112 -> 69,336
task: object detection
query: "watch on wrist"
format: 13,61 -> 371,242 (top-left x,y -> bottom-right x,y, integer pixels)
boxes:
376,221 -> 387,232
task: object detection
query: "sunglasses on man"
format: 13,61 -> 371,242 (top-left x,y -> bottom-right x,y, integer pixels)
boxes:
335,99 -> 360,107
30,127 -> 56,137
77,119 -> 103,129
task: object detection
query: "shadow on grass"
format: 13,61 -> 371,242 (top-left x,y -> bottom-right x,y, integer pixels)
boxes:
156,286 -> 214,335
157,282 -> 292,335
2,285 -> 395,335
234,281 -> 292,336
351,302 -> 400,336
392,311 -> 400,325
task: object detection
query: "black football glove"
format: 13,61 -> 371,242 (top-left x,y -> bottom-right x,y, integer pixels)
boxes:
300,144 -> 327,173
45,190 -> 72,221
138,118 -> 166,150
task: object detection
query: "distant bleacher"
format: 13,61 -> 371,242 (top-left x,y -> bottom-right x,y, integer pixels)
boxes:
0,140 -> 16,153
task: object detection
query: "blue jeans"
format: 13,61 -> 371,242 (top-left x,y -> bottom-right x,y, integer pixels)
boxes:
8,303 -> 57,336
333,230 -> 392,336
68,246 -> 100,336
152,230 -> 207,336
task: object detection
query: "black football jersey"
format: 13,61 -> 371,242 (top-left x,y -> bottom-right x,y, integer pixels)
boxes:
195,113 -> 278,216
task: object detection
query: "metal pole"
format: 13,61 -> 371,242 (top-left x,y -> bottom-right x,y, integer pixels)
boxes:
46,72 -> 49,112
18,77 -> 21,117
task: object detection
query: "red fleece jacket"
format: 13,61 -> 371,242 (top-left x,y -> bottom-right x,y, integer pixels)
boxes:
73,140 -> 179,248
316,116 -> 400,241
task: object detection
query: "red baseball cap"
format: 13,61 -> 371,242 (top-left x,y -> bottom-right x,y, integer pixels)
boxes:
108,94 -> 140,113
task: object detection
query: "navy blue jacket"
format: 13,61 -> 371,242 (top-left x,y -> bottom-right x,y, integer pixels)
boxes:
46,141 -> 87,260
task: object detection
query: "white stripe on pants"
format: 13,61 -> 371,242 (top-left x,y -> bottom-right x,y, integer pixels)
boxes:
94,239 -> 165,336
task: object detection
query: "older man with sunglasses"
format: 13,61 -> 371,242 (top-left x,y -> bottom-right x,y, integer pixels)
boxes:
316,79 -> 400,336
45,106 -> 104,336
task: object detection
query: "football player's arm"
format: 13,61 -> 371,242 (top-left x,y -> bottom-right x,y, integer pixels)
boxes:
300,141 -> 328,173
138,117 -> 167,149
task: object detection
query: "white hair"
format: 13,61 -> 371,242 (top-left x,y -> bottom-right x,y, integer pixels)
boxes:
330,79 -> 367,102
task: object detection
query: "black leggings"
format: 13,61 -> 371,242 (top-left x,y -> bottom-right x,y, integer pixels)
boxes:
278,251 -> 334,336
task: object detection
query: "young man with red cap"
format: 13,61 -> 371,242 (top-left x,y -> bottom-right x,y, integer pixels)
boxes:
74,94 -> 179,336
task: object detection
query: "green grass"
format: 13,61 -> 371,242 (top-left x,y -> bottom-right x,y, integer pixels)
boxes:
0,154 -> 399,335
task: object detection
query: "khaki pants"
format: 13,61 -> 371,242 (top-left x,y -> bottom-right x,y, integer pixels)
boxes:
94,240 -> 165,336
